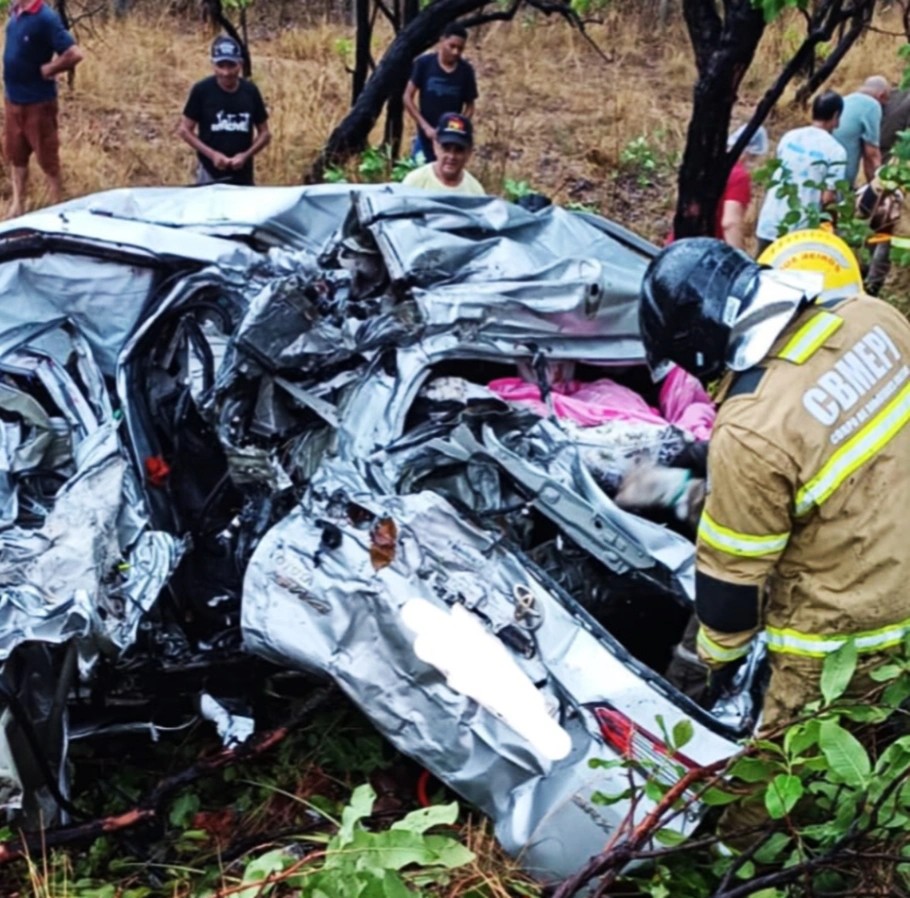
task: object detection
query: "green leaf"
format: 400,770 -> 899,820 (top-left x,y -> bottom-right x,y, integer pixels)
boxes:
75,888 -> 116,898
753,832 -> 792,865
644,779 -> 669,801
420,833 -> 475,868
671,719 -> 694,750
168,791 -> 200,828
871,662 -> 905,682
818,719 -> 870,786
391,802 -> 458,834
751,738 -> 786,757
735,860 -> 756,879
783,719 -> 820,757
654,828 -> 687,846
376,870 -> 412,898
729,755 -> 779,782
884,811 -> 910,830
873,736 -> 910,781
701,786 -> 741,806
176,829 -> 208,842
752,0 -> 809,25
820,641 -> 857,705
357,829 -> 443,871
834,705 -> 891,724
591,787 -> 634,806
883,676 -> 910,708
764,774 -> 804,819
239,847 -> 294,897
337,784 -> 376,848
589,757 -> 628,771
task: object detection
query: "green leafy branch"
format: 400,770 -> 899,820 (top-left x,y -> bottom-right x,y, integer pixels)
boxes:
225,783 -> 475,897
551,641 -> 910,898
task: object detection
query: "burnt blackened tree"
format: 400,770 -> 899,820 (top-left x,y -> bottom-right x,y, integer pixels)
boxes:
674,0 -> 877,238
350,0 -> 422,157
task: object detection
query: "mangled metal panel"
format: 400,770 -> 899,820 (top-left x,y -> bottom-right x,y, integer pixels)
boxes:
242,485 -> 736,882
353,191 -> 652,360
325,335 -> 694,596
0,320 -> 183,822
0,255 -> 155,376
0,321 -> 183,666
30,184 -> 388,253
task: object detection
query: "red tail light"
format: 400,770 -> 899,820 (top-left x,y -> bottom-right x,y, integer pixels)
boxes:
593,706 -> 697,773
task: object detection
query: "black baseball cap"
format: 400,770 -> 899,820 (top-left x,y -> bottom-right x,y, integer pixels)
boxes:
436,113 -> 473,148
211,36 -> 243,64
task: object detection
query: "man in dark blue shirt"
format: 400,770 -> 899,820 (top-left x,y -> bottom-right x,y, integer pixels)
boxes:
403,24 -> 478,163
3,0 -> 83,217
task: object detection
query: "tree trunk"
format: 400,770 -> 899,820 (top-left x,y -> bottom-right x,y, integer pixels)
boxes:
674,0 -> 765,238
308,0 -> 494,182
383,0 -> 421,155
352,0 -> 371,103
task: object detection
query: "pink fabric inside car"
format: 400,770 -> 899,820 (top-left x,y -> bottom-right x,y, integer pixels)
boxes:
486,366 -> 714,441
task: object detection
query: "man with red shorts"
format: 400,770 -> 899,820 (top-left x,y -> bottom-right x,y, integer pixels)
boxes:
3,0 -> 83,217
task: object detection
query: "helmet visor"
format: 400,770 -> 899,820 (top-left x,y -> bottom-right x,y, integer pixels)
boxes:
727,268 -> 823,371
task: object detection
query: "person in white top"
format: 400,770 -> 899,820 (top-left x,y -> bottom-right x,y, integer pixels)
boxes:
756,91 -> 847,255
401,112 -> 485,196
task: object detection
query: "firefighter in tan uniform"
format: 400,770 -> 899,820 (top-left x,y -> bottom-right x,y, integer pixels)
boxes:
637,237 -> 910,835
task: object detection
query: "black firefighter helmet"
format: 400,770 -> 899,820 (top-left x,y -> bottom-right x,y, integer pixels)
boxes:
640,238 -> 760,383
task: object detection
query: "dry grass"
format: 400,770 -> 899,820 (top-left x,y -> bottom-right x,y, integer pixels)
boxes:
4,3 -> 909,244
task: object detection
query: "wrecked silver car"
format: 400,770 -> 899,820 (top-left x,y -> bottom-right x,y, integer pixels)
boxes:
0,185 -> 762,882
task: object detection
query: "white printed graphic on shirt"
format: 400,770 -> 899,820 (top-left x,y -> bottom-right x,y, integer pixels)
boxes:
211,111 -> 251,133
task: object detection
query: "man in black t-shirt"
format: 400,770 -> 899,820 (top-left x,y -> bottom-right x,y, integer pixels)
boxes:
177,36 -> 271,186
403,23 -> 478,163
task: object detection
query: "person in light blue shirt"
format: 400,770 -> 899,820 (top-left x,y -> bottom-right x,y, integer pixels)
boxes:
833,75 -> 890,187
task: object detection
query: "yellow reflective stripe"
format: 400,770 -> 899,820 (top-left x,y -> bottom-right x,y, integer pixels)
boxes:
777,311 -> 843,364
795,381 -> 910,515
767,617 -> 910,659
698,510 -> 790,558
697,627 -> 751,663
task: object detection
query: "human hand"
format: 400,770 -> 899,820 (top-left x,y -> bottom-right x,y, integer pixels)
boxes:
40,63 -> 56,80
614,464 -> 705,532
211,152 -> 231,170
227,153 -> 248,170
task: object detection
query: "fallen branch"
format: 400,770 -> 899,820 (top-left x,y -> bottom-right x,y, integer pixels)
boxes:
0,687 -> 334,865
547,757 -> 729,898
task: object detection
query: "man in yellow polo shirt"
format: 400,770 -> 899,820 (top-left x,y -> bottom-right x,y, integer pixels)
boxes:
402,112 -> 484,196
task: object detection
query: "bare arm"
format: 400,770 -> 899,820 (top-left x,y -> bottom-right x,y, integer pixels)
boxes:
403,80 -> 434,140
249,120 -> 271,157
227,120 -> 271,169
41,44 -> 83,80
820,188 -> 837,208
861,141 -> 882,184
720,200 -> 745,250
176,115 -> 230,170
461,100 -> 475,118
